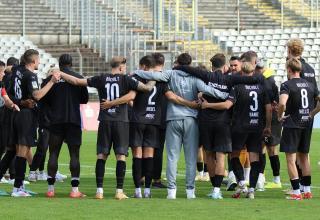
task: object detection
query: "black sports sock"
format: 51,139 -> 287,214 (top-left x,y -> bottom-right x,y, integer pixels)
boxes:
204,163 -> 208,173
249,161 -> 261,189
210,176 -> 215,187
231,157 -> 244,182
290,179 -> 300,190
132,158 -> 142,188
71,179 -> 79,187
213,175 -> 224,188
259,153 -> 266,174
116,160 -> 126,189
0,150 -> 16,179
197,162 -> 203,172
143,157 -> 153,188
269,155 -> 280,176
302,176 -> 311,187
14,156 -> 26,188
95,159 -> 106,188
47,177 -> 55,185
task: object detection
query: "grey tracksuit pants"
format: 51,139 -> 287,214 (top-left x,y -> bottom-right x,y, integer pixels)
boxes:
165,117 -> 198,190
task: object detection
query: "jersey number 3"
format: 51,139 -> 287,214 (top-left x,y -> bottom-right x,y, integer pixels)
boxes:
105,83 -> 120,101
249,91 -> 258,111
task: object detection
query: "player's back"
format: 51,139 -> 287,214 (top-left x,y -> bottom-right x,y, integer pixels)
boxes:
130,75 -> 165,125
231,83 -> 268,131
281,78 -> 316,129
87,73 -> 138,122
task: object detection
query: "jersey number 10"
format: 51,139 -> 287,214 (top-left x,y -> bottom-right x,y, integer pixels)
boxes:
105,83 -> 120,101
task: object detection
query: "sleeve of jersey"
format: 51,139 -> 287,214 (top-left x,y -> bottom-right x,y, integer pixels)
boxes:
1,88 -> 7,96
227,87 -> 236,103
28,75 -> 39,94
133,70 -> 170,82
87,76 -> 100,88
279,83 -> 290,95
126,75 -> 139,90
196,79 -> 229,99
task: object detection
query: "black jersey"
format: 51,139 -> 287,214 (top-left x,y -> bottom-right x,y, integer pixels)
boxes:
10,65 -> 39,107
174,65 -> 264,124
300,58 -> 319,99
280,78 -> 317,129
228,83 -> 271,131
87,73 -> 138,122
130,75 -> 168,125
42,67 -> 88,127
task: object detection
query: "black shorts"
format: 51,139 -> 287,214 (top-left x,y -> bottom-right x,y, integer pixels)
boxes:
200,122 -> 232,153
13,109 -> 38,147
280,127 -> 312,153
129,123 -> 160,148
49,123 -> 82,146
97,121 -> 129,156
232,130 -> 263,153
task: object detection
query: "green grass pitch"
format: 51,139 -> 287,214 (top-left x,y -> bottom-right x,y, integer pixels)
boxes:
0,130 -> 320,220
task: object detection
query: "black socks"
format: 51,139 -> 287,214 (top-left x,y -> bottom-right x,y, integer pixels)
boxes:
116,160 -> 126,189
95,159 -> 106,188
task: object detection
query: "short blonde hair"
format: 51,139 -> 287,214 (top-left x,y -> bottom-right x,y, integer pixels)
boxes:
110,56 -> 126,68
286,57 -> 302,72
287,38 -> 304,57
241,62 -> 255,74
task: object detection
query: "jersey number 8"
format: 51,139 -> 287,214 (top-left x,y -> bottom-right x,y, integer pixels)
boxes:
301,88 -> 309,109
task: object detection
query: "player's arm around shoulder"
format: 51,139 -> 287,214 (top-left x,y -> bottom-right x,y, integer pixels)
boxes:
195,78 -> 229,100
133,69 -> 171,82
58,70 -> 88,86
32,71 -> 61,101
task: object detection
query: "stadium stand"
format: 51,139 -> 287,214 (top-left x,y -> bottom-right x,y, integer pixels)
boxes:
0,36 -> 58,79
213,27 -> 320,86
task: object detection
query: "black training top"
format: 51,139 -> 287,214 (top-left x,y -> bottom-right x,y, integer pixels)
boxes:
10,65 -> 39,108
228,83 -> 271,132
87,73 -> 138,122
280,78 -> 317,129
300,58 -> 319,101
42,67 -> 88,126
174,65 -> 264,124
130,75 -> 168,126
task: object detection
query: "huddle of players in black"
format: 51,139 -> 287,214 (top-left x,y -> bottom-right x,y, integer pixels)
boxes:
0,37 -> 319,200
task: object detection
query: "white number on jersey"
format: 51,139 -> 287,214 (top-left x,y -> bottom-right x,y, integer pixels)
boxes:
301,88 -> 309,109
249,91 -> 258,111
14,77 -> 22,99
105,83 -> 120,101
148,87 -> 157,106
